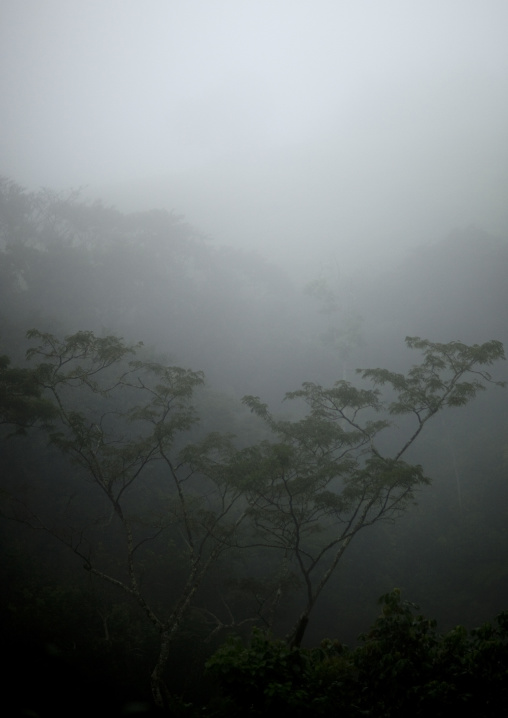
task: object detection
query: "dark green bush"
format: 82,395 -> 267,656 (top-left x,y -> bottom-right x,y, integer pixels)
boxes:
205,628 -> 312,715
204,590 -> 508,717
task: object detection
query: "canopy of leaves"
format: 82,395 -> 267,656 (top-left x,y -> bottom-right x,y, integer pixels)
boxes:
206,589 -> 508,717
0,354 -> 56,433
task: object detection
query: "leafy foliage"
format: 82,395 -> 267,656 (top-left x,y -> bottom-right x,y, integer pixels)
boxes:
206,589 -> 508,717
0,353 -> 56,433
4,329 -> 249,710
206,628 -> 312,715
1,327 -> 505,710
238,336 -> 505,645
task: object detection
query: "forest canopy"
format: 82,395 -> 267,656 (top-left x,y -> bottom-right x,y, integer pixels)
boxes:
1,178 -> 507,715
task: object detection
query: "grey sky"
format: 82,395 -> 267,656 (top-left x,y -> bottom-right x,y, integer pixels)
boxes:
1,0 -> 508,275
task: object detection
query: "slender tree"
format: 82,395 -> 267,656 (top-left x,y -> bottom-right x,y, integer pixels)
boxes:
238,336 -> 505,646
12,329 -> 249,710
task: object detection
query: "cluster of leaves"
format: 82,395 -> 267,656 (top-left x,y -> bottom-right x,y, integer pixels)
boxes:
235,337 -> 505,646
205,588 -> 508,717
1,326 -> 505,711
0,353 -> 56,433
1,328 -> 258,709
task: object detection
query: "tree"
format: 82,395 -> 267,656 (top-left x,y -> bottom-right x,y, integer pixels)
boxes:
7,329 -> 250,710
0,353 -> 56,432
237,337 -> 505,647
3,330 -> 505,709
207,589 -> 508,717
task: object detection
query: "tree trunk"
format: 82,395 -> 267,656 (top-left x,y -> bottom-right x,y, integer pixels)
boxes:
287,613 -> 309,649
150,629 -> 173,711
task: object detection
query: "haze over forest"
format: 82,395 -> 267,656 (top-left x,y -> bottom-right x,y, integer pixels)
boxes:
1,2 -> 508,716
2,0 -> 508,275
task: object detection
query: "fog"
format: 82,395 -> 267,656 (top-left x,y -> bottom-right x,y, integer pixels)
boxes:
3,5 -> 508,712
2,0 -> 508,276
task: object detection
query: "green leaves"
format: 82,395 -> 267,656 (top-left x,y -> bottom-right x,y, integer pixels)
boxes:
0,354 -> 57,432
206,591 -> 508,716
206,627 -> 310,712
4,327 -> 506,680
360,336 -> 506,418
358,336 -> 505,461
26,329 -> 139,365
17,329 -> 212,511
236,336 -> 505,645
25,329 -> 142,394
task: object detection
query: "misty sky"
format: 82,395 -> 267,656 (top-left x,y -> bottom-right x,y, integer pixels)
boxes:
2,1 -> 508,275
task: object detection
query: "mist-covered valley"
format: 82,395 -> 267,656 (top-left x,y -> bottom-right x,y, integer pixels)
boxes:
1,2 -> 508,715
1,177 -> 507,715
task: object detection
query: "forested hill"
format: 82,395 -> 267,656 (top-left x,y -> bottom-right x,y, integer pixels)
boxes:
0,177 -> 311,397
2,177 -> 507,395
1,177 -> 507,714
